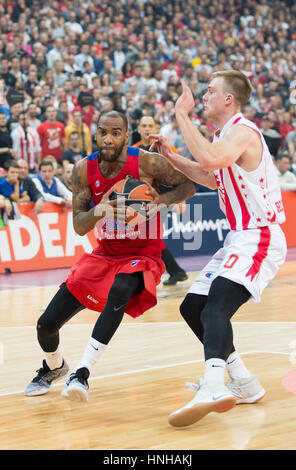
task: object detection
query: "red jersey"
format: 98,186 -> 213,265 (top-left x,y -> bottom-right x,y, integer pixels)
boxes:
87,146 -> 165,258
37,121 -> 65,162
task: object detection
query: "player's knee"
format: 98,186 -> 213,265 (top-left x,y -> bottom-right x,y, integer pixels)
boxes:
179,293 -> 205,321
37,315 -> 58,336
109,273 -> 141,301
108,283 -> 129,302
200,303 -> 221,327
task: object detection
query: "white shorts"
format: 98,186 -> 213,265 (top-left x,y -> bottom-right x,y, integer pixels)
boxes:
188,225 -> 287,302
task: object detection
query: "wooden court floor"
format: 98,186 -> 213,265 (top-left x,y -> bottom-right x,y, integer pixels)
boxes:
0,261 -> 296,450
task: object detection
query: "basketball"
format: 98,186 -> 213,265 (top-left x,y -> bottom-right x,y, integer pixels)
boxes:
109,177 -> 154,224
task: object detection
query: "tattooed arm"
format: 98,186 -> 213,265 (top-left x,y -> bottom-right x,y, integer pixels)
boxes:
71,159 -> 100,236
139,149 -> 196,205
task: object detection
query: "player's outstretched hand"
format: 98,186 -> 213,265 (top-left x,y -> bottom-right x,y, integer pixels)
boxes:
148,134 -> 172,159
175,80 -> 195,116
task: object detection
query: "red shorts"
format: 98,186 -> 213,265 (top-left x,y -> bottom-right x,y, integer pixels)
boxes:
65,252 -> 165,318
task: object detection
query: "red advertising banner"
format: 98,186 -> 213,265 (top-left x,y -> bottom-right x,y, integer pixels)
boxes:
0,203 -> 97,274
281,190 -> 296,248
0,192 -> 295,274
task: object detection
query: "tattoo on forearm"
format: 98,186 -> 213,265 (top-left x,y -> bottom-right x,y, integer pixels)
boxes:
161,181 -> 194,204
150,153 -> 188,187
72,165 -> 82,189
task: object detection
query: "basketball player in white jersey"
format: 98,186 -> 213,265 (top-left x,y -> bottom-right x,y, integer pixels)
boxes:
150,70 -> 287,427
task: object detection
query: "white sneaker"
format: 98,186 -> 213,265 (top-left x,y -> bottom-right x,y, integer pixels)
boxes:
24,359 -> 69,396
226,375 -> 266,404
61,367 -> 89,402
168,378 -> 237,427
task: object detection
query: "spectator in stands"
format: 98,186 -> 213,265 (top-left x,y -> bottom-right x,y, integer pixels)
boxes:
83,61 -> 97,90
261,115 -> 282,159
37,106 -> 65,163
7,102 -> 24,132
75,43 -> 94,70
0,111 -> 16,169
11,110 -> 41,172
0,160 -> 30,203
53,60 -> 68,88
25,67 -> 39,98
0,56 -> 16,89
62,131 -> 85,167
17,158 -> 44,213
160,114 -> 179,147
65,108 -> 92,157
61,163 -> 74,192
46,37 -> 64,70
284,129 -> 296,162
27,102 -> 41,130
32,160 -> 72,207
55,163 -> 64,180
274,153 -> 296,191
110,40 -> 126,73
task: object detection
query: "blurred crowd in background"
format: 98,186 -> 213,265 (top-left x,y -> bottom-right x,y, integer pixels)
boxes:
1,0 -> 296,225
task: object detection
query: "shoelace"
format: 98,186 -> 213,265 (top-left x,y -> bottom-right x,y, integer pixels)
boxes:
186,382 -> 198,391
185,378 -> 205,392
68,372 -> 88,386
32,365 -> 50,382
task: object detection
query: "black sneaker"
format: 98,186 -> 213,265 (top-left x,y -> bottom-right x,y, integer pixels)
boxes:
61,367 -> 90,402
163,272 -> 188,286
24,359 -> 69,396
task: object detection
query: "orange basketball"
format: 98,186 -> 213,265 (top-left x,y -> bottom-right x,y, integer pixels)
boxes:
109,177 -> 153,224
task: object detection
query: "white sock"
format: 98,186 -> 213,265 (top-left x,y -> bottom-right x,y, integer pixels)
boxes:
72,337 -> 106,374
226,351 -> 252,379
204,358 -> 226,385
45,348 -> 63,370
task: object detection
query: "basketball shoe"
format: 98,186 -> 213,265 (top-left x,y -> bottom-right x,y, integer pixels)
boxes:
24,359 -> 69,396
226,375 -> 266,404
61,367 -> 89,402
168,378 -> 237,427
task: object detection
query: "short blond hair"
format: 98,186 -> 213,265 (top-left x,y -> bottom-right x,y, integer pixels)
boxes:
211,70 -> 252,108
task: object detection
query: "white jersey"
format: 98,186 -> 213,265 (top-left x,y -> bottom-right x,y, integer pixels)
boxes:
11,126 -> 41,171
213,113 -> 286,230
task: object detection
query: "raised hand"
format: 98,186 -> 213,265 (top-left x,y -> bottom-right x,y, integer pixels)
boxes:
175,80 -> 195,116
148,134 -> 172,158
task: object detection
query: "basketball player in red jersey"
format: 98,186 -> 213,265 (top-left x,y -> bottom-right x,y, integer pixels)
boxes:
24,110 -> 195,402
150,71 -> 287,427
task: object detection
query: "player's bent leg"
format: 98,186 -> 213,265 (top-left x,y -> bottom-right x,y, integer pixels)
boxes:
169,277 -> 251,426
201,276 -> 251,361
62,272 -> 145,402
179,293 -> 207,344
204,277 -> 265,404
24,283 -> 84,397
